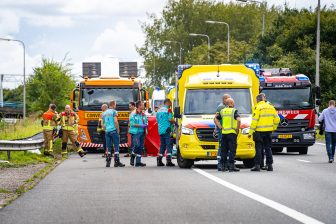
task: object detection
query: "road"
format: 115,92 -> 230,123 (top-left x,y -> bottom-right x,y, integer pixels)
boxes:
0,143 -> 335,224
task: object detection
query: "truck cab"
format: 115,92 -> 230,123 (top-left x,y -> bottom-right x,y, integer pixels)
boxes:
259,68 -> 316,154
173,64 -> 258,168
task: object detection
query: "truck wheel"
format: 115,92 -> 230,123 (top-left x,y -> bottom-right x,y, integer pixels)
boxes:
177,149 -> 194,168
272,147 -> 283,153
298,147 -> 308,155
243,159 -> 255,168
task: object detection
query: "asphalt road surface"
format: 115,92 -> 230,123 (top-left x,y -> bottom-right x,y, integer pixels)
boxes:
0,143 -> 335,224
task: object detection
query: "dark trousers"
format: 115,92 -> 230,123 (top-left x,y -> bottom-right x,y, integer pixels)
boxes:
159,132 -> 172,159
325,132 -> 336,159
99,131 -> 106,152
220,133 -> 237,165
254,131 -> 273,165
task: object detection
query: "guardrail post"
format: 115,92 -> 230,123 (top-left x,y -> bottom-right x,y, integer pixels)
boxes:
7,150 -> 11,160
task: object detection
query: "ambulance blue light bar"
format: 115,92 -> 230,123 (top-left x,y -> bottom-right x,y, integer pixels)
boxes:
296,74 -> 309,81
177,65 -> 192,79
245,63 -> 260,76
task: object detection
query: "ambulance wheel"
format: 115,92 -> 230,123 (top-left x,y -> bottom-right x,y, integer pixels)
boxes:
298,147 -> 308,155
243,159 -> 254,168
177,149 -> 194,168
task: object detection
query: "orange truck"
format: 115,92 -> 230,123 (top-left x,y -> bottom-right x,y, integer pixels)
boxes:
70,62 -> 149,150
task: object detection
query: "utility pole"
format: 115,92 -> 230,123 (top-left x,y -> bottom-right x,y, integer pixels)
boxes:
189,33 -> 211,63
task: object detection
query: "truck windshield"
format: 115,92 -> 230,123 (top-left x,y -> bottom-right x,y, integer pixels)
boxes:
262,87 -> 313,110
184,88 -> 252,115
80,88 -> 137,108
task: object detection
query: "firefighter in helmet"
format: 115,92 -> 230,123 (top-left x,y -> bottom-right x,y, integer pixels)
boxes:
60,105 -> 86,157
41,104 -> 59,156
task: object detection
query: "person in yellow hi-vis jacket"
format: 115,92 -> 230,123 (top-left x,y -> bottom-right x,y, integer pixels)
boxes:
215,98 -> 241,172
60,105 -> 86,158
41,104 -> 59,156
248,94 -> 280,172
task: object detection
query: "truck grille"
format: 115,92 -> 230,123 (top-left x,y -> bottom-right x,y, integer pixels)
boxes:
196,128 -> 217,142
276,119 -> 309,133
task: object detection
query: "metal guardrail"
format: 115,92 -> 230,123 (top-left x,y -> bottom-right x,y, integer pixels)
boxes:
0,138 -> 44,160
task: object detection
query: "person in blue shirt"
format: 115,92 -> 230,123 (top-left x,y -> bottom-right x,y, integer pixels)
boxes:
129,101 -> 148,167
102,100 -> 125,168
156,98 -> 175,167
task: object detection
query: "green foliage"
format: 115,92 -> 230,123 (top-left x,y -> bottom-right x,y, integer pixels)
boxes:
26,57 -> 75,113
3,86 -> 23,103
0,116 -> 42,140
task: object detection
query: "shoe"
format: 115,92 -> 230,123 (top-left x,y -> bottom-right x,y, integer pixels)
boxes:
251,165 -> 261,172
267,164 -> 273,171
135,162 -> 146,167
329,159 -> 333,163
130,154 -> 135,166
106,156 -> 111,167
157,157 -> 165,166
114,160 -> 125,167
261,166 -> 267,170
78,151 -> 86,158
124,153 -> 130,157
229,164 -> 240,172
102,154 -> 106,158
166,161 -> 176,167
217,164 -> 224,172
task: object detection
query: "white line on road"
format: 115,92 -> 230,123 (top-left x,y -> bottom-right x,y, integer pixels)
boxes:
297,159 -> 311,163
316,142 -> 326,146
193,168 -> 324,224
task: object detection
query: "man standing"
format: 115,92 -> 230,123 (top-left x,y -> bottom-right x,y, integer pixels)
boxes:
249,94 -> 280,171
126,102 -> 136,158
129,101 -> 148,167
60,105 -> 86,158
215,98 -> 241,172
214,94 -> 231,171
42,104 -> 59,156
156,98 -> 175,167
318,100 -> 336,163
98,104 -> 108,157
103,100 -> 125,168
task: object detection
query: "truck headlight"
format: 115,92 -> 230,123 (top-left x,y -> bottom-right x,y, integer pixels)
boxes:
303,133 -> 315,140
242,128 -> 250,135
181,127 -> 194,135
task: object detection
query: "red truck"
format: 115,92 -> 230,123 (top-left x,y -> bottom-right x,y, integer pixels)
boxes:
259,68 -> 316,154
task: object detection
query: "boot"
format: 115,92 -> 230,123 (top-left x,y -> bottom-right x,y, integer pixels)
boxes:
130,154 -> 135,166
267,164 -> 273,171
166,158 -> 175,167
106,156 -> 111,167
114,157 -> 125,167
157,156 -> 165,166
135,162 -> 146,167
261,165 -> 268,170
229,163 -> 240,172
78,150 -> 86,158
251,165 -> 261,172
217,162 -> 224,171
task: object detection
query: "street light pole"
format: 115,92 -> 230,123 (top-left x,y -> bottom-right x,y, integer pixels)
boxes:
316,0 -> 321,113
189,33 -> 211,63
0,38 -> 26,119
164,40 -> 182,65
237,0 -> 265,37
205,20 -> 230,62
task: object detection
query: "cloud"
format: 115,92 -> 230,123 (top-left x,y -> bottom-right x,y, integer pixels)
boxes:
0,11 -> 20,35
25,14 -> 74,28
91,22 -> 145,60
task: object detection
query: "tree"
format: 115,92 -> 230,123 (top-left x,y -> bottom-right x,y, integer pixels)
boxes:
26,57 -> 75,113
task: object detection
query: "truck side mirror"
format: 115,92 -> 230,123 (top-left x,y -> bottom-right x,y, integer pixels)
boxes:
315,86 -> 321,99
174,106 -> 181,118
316,99 -> 321,106
73,102 -> 78,112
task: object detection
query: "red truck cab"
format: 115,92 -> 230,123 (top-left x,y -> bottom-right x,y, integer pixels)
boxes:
260,68 -> 316,154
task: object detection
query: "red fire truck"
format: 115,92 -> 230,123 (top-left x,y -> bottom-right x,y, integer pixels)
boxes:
259,68 -> 316,154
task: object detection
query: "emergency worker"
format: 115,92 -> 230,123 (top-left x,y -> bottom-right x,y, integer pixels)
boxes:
42,104 -> 59,156
129,101 -> 148,167
215,98 -> 241,172
156,98 -> 175,167
98,104 -> 108,157
60,105 -> 86,158
249,94 -> 280,171
214,94 -> 231,171
126,102 -> 136,158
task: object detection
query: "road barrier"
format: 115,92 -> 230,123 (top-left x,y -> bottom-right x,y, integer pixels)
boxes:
0,138 -> 44,160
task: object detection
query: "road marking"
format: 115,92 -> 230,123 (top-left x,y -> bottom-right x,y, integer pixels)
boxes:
193,168 -> 324,224
316,142 -> 326,146
297,159 -> 311,163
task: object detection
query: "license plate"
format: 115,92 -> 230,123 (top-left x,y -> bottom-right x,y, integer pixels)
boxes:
210,151 -> 217,157
278,134 -> 292,139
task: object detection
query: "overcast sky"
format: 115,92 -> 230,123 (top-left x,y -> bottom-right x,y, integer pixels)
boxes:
0,0 -> 334,88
